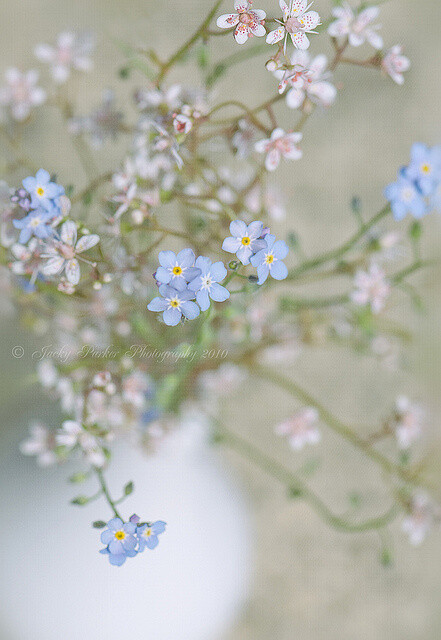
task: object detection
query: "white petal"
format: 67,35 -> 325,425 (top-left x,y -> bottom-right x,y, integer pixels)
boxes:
75,234 -> 100,253
291,31 -> 310,50
249,21 -> 266,37
65,259 -> 80,285
234,23 -> 249,44
234,0 -> 249,11
279,0 -> 289,21
300,10 -> 321,32
34,44 -> 55,63
216,13 -> 239,28
308,81 -> 337,106
290,0 -> 308,17
266,27 -> 285,44
42,257 -> 66,276
265,148 -> 281,171
60,220 -> 77,246
286,88 -> 305,109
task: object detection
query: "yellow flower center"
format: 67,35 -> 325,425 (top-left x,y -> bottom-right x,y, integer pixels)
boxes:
144,528 -> 152,538
421,163 -> 431,175
36,187 -> 45,196
241,236 -> 251,246
172,266 -> 183,276
170,298 -> 180,308
115,530 -> 126,540
265,253 -> 274,264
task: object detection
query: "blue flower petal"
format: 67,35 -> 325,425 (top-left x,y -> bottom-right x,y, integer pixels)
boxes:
163,307 -> 182,326
181,301 -> 200,320
148,297 -> 168,312
158,250 -> 176,268
196,289 -> 210,311
229,220 -> 247,237
209,261 -> 227,282
270,260 -> 288,280
210,282 -> 230,303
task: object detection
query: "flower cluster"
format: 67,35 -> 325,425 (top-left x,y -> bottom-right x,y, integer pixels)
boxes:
99,516 -> 166,566
385,143 -> 441,220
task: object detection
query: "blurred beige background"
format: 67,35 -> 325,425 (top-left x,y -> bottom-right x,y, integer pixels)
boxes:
0,0 -> 441,638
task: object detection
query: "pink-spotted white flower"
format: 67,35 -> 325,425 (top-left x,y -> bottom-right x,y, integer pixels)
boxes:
328,2 -> 383,49
0,68 -> 46,121
392,396 -> 424,450
41,220 -> 99,285
266,0 -> 321,51
351,263 -> 390,314
216,0 -> 266,45
275,407 -> 320,450
255,128 -> 302,171
275,51 -> 337,108
34,31 -> 95,84
381,45 -> 410,85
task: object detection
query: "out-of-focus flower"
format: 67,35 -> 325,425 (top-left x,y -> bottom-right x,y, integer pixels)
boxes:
328,2 -> 383,49
402,493 -> 439,546
250,233 -> 289,284
148,284 -> 200,326
34,31 -> 95,84
19,423 -> 57,466
384,174 -> 427,220
276,51 -> 337,109
275,407 -> 320,450
136,521 -> 166,551
232,118 -> 257,158
266,0 -> 321,51
222,219 -> 266,265
135,84 -> 182,113
0,68 -> 46,121
13,208 -> 53,244
255,128 -> 302,171
56,420 -> 106,467
404,143 -> 441,196
217,0 -> 266,45
155,248 -> 201,291
122,371 -> 152,408
245,182 -> 287,220
188,256 -> 230,311
391,395 -> 424,450
112,182 -> 137,220
69,89 -> 123,147
351,263 -> 390,314
173,112 -> 193,135
41,220 -> 99,285
381,45 -> 410,85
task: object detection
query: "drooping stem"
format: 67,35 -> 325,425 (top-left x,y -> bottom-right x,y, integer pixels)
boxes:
95,468 -> 123,520
215,423 -> 399,533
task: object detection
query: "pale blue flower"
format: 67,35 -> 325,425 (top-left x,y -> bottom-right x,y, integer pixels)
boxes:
404,143 -> 441,196
222,219 -> 266,265
250,233 -> 289,284
99,545 -> 137,566
22,169 -> 64,212
155,248 -> 200,291
384,174 -> 427,220
136,520 -> 166,552
100,517 -> 138,556
12,208 -> 53,244
188,256 -> 230,311
148,284 -> 200,326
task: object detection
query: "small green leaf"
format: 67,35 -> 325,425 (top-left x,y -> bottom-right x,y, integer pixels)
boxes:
69,472 -> 89,484
409,220 -> 422,241
380,548 -> 393,567
124,481 -> 134,496
71,495 -> 90,506
92,520 -> 107,529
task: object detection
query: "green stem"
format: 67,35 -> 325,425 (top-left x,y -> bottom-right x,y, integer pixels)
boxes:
216,424 -> 399,533
95,468 -> 123,520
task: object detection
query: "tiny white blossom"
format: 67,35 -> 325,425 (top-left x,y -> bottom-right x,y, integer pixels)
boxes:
402,493 -> 439,546
56,420 -> 106,468
328,2 -> 383,49
381,45 -> 410,85
41,220 -> 99,285
275,50 -> 337,109
34,31 -> 95,84
351,263 -> 390,314
255,128 -> 302,171
392,395 -> 424,450
275,407 -> 320,450
20,423 -> 57,467
266,0 -> 321,51
217,0 -> 266,45
0,68 -> 46,121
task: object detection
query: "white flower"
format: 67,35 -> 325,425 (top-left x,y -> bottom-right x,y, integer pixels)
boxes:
266,0 -> 321,51
217,0 -> 266,45
255,128 -> 302,171
275,407 -> 320,450
245,182 -> 287,220
276,50 -> 337,109
122,371 -> 151,408
232,118 -> 257,158
173,113 -> 193,134
37,359 -> 58,388
392,396 -> 424,450
0,68 -> 46,121
20,423 -> 57,467
402,493 -> 439,546
56,420 -> 106,468
34,31 -> 95,84
112,182 -> 137,220
328,2 -> 383,49
41,220 -> 99,285
381,45 -> 410,85
351,263 -> 390,314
